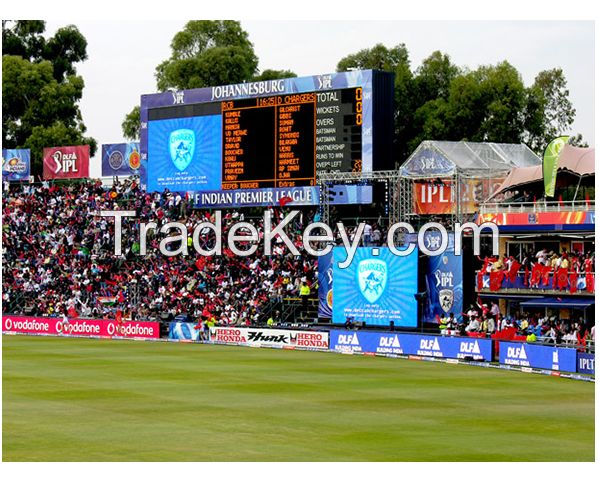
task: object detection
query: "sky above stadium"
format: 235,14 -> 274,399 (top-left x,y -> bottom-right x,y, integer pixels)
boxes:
13,3 -> 597,178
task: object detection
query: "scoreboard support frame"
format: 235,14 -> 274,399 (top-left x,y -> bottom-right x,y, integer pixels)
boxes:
317,169 -> 404,228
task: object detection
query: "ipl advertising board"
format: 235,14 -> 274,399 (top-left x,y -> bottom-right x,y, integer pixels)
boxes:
318,250 -> 334,319
332,247 -> 418,327
2,149 -> 30,181
43,145 -> 90,179
425,233 -> 463,323
102,142 -> 147,184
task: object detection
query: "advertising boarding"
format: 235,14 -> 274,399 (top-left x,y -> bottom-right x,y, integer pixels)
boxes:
209,327 -> 329,350
329,330 -> 492,361
332,247 -> 418,328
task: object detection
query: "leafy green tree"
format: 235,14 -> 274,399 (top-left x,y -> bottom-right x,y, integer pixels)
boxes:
409,51 -> 461,152
2,20 -> 46,60
337,43 -> 415,160
441,61 -> 528,143
122,20 -> 259,140
524,68 -> 577,153
337,42 -> 582,161
2,21 -> 95,175
568,133 -> 588,148
337,43 -> 410,72
155,20 -> 258,90
414,51 -> 461,100
253,69 -> 296,81
122,105 -> 141,142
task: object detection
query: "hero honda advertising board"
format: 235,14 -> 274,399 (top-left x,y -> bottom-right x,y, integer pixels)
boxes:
209,327 -> 329,350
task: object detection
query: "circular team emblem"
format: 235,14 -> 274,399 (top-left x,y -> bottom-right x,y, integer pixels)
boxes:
128,150 -> 141,170
108,150 -> 124,170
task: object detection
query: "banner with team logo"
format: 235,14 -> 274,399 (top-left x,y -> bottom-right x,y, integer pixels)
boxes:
208,327 -> 329,350
101,142 -> 146,183
498,342 -> 577,372
168,322 -> 200,341
425,233 -> 463,323
318,250 -> 334,319
332,247 -> 418,327
413,179 -> 504,215
2,149 -> 30,181
329,330 -> 492,361
2,315 -> 159,339
42,145 -> 90,179
147,115 -> 222,192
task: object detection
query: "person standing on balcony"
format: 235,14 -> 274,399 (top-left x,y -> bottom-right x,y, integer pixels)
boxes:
536,248 -> 548,265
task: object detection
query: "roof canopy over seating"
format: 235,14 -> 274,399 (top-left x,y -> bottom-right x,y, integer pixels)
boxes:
400,140 -> 541,179
489,145 -> 595,198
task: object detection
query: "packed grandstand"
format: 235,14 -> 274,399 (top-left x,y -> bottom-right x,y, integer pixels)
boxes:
1,71 -> 596,377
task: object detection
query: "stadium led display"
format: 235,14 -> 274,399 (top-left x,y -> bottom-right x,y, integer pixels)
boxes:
332,247 -> 418,328
140,70 -> 394,206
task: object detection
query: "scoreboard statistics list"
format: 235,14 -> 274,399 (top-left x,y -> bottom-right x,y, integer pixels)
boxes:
221,88 -> 362,189
141,70 -> 394,206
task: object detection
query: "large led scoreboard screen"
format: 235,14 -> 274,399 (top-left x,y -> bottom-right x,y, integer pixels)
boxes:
141,70 -> 394,207
220,89 -> 361,189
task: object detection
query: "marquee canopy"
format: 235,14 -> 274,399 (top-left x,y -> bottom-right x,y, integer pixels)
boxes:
489,145 -> 595,199
400,141 -> 541,179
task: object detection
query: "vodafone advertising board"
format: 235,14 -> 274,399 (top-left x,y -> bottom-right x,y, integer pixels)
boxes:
209,327 -> 329,350
2,316 -> 159,339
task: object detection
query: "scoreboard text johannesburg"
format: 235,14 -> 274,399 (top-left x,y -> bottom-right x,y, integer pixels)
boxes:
141,70 -> 394,206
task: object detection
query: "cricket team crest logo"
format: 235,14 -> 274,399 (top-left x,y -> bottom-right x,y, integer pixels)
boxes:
169,129 -> 195,171
357,259 -> 387,303
439,289 -> 454,313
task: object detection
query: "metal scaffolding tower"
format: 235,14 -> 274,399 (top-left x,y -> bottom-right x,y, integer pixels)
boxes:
316,170 -> 405,227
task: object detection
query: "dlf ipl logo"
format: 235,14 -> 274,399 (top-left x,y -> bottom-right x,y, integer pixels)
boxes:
357,259 -> 387,303
169,129 -> 195,172
51,151 -> 78,174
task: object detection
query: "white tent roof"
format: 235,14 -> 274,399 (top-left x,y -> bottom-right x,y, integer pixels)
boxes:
400,141 -> 541,178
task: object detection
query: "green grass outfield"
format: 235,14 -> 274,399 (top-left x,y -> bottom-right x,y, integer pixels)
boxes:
2,334 -> 594,461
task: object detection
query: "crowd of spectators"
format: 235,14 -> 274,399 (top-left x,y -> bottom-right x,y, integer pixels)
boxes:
478,246 -> 595,294
438,301 -> 594,350
2,178 -> 324,325
481,248 -> 594,275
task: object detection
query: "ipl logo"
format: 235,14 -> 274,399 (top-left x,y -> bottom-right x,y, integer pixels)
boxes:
357,259 -> 387,303
169,129 -> 195,172
172,90 -> 185,104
